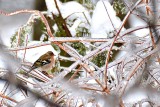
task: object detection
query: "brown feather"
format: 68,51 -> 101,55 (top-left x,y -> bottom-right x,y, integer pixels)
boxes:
28,51 -> 55,73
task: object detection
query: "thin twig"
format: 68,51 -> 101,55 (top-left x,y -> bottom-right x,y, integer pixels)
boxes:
102,0 -> 117,32
23,34 -> 29,62
104,0 -> 143,91
0,92 -> 18,103
0,10 -> 54,38
53,0 -> 72,37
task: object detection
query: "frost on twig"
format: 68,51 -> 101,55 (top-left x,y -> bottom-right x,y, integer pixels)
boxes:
0,0 -> 160,107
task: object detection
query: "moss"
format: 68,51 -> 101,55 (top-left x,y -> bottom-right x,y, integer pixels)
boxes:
10,24 -> 32,47
71,42 -> 87,56
91,51 -> 107,67
113,0 -> 126,20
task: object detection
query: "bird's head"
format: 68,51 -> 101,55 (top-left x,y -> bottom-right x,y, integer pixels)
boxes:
47,51 -> 55,56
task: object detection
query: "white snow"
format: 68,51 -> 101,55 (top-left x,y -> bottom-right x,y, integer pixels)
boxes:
45,0 -> 91,37
45,0 -> 62,14
17,41 -> 58,63
0,0 -> 156,106
123,88 -> 149,107
128,14 -> 149,37
91,0 -> 123,38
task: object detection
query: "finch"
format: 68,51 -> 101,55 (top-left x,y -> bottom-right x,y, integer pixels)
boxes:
28,51 -> 55,73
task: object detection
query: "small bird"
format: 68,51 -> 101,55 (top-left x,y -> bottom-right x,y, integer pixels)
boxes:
28,51 -> 55,74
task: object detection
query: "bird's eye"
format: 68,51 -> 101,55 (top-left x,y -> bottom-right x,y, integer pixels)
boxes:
42,60 -> 51,65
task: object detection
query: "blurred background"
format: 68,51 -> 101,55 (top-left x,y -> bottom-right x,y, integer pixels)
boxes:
0,0 -> 46,46
0,0 -> 99,46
